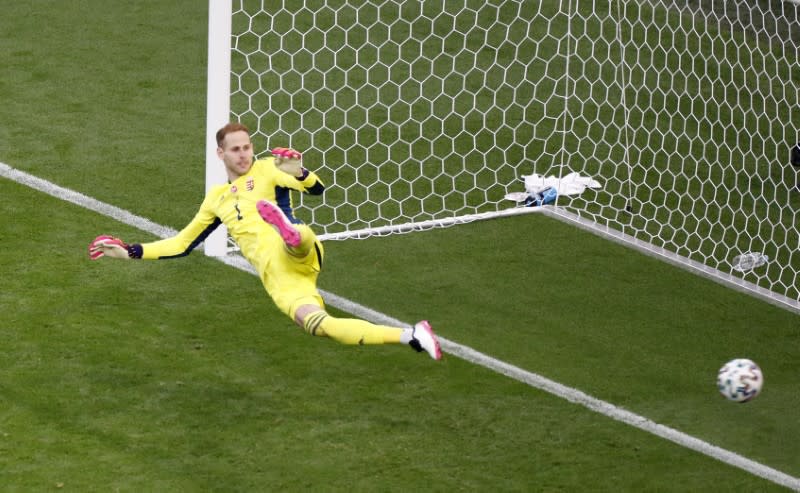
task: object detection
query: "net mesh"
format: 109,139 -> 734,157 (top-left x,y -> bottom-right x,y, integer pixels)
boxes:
229,0 -> 800,304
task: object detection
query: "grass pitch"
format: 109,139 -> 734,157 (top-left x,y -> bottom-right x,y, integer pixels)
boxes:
1,1 -> 799,491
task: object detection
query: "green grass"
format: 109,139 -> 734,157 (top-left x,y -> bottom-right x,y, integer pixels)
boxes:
2,178 -> 798,491
1,1 -> 800,491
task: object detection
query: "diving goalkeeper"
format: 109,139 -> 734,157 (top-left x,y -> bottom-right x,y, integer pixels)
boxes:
88,122 -> 441,360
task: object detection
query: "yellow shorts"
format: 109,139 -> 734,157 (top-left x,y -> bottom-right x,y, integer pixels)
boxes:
259,229 -> 325,321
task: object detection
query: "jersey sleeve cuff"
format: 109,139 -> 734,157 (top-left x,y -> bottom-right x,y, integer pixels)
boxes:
127,243 -> 143,259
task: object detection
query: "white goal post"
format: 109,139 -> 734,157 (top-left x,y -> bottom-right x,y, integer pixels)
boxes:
206,0 -> 800,313
204,0 -> 233,257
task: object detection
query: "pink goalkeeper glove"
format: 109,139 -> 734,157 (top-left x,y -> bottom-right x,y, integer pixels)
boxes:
88,235 -> 130,260
271,147 -> 305,177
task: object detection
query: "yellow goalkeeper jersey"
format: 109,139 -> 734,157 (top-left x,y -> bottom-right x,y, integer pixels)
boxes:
140,158 -> 324,272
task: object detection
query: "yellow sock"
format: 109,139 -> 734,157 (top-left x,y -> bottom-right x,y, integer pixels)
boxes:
286,224 -> 316,258
303,311 -> 403,345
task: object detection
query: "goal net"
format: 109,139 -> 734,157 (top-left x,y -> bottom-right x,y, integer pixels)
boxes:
207,0 -> 800,311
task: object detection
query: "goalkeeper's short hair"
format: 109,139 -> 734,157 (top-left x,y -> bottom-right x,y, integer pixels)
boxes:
216,122 -> 250,147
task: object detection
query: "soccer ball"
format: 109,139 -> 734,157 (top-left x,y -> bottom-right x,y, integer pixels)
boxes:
717,358 -> 763,402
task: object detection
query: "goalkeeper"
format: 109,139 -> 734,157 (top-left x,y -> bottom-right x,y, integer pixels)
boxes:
89,122 -> 441,360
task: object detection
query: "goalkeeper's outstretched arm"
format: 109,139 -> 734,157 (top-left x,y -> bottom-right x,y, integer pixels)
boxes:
88,208 -> 221,261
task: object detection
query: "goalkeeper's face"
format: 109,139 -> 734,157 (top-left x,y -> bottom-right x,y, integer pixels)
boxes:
218,130 -> 255,180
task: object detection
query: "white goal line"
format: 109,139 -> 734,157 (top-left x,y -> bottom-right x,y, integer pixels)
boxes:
1,160 -> 798,492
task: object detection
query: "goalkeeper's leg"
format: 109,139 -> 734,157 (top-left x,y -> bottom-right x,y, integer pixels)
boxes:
300,306 -> 401,344
297,304 -> 442,360
285,223 -> 316,259
257,199 -> 310,254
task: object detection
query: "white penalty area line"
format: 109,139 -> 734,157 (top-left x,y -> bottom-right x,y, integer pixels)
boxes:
2,161 -> 798,492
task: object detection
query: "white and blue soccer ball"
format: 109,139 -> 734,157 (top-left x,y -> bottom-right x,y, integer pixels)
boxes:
717,358 -> 763,403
